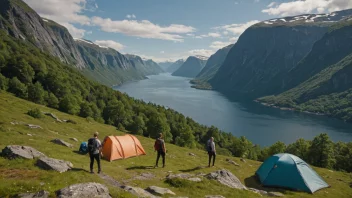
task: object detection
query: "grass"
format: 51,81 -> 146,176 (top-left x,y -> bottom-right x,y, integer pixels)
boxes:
0,91 -> 351,197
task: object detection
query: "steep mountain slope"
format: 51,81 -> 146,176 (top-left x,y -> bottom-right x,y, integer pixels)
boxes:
211,9 -> 352,99
0,0 -> 85,68
75,39 -> 147,86
124,54 -> 163,76
0,0 -> 163,86
259,21 -> 352,122
172,56 -> 207,78
166,59 -> 185,73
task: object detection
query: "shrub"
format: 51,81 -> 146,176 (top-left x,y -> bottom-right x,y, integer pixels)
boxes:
27,108 -> 43,118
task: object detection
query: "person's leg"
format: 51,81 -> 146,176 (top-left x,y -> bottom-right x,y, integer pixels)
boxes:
208,152 -> 211,167
155,151 -> 161,167
212,152 -> 216,166
89,153 -> 94,173
95,154 -> 101,173
161,151 -> 165,167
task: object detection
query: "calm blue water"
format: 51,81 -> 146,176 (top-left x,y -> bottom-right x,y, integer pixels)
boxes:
115,73 -> 352,146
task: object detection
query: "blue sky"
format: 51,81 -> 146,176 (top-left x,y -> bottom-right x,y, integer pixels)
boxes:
24,0 -> 352,62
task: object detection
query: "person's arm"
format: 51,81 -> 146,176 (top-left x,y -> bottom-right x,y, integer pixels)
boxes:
163,140 -> 166,153
212,142 -> 216,153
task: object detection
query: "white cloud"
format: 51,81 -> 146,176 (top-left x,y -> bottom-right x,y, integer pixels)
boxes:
223,31 -> 229,35
160,51 -> 165,54
262,0 -> 352,16
194,32 -> 222,39
210,41 -> 232,49
94,40 -> 125,51
188,49 -> 214,57
91,17 -> 195,42
214,20 -> 260,36
86,30 -> 93,35
229,37 -> 239,43
126,14 -> 137,19
267,2 -> 277,8
24,0 -> 91,38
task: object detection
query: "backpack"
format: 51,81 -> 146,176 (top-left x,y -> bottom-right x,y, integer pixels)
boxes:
79,142 -> 88,154
154,139 -> 162,151
88,138 -> 97,153
206,141 -> 212,152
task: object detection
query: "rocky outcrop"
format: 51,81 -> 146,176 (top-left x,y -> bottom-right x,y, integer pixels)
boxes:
146,186 -> 176,196
248,188 -> 268,196
122,185 -> 157,198
51,139 -> 73,148
56,183 -> 111,198
2,145 -> 45,159
226,158 -> 239,166
205,169 -> 247,190
36,157 -> 73,173
166,173 -> 202,182
15,190 -> 49,198
172,56 -> 207,78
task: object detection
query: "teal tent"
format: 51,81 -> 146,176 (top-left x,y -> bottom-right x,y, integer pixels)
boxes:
256,153 -> 329,193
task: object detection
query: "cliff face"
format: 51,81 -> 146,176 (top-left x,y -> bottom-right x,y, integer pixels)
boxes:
0,0 -> 85,68
172,56 -> 207,78
195,44 -> 233,82
210,9 -> 352,99
124,54 -> 163,76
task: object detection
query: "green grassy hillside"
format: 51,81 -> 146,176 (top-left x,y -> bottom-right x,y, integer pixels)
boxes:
1,92 -> 351,198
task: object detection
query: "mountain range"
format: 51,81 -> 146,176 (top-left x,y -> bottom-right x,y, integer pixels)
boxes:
172,56 -> 208,78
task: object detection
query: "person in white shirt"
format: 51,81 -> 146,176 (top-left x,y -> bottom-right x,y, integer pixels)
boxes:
207,137 -> 216,167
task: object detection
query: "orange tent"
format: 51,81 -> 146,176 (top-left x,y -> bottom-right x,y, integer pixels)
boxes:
101,135 -> 146,161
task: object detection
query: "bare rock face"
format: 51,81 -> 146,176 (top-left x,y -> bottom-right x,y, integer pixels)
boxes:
122,185 -> 158,198
146,186 -> 176,196
205,169 -> 247,190
15,190 -> 49,198
36,157 -> 73,173
56,183 -> 111,198
2,145 -> 45,159
51,139 -> 73,148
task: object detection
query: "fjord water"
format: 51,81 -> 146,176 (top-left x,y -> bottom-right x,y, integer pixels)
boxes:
116,73 -> 352,146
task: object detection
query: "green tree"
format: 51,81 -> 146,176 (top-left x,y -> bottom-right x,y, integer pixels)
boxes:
147,113 -> 171,141
6,58 -> 35,84
0,73 -> 8,90
308,133 -> 335,168
286,138 -> 311,160
334,142 -> 352,172
130,115 -> 146,135
79,102 -> 93,118
59,95 -> 80,115
103,100 -> 126,126
28,82 -> 45,104
46,92 -> 59,108
175,125 -> 196,148
8,77 -> 27,98
268,141 -> 286,156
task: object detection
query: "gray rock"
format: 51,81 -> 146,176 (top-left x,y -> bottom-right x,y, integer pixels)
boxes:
26,124 -> 42,129
36,157 -> 73,173
122,185 -> 158,198
43,112 -> 62,122
205,169 -> 247,190
15,190 -> 49,198
2,145 -> 45,159
226,159 -> 239,166
167,173 -> 193,180
268,192 -> 284,197
248,188 -> 268,196
70,138 -> 78,142
240,158 -> 246,163
189,153 -> 196,156
51,139 -> 73,148
146,186 -> 176,196
205,196 -> 225,198
188,177 -> 202,182
56,182 -> 111,198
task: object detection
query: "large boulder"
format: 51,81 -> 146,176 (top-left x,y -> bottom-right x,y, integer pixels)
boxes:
56,183 -> 111,198
205,169 -> 247,190
2,145 -> 45,159
36,157 -> 73,173
166,173 -> 202,182
122,185 -> 158,198
51,139 -> 73,148
15,190 -> 49,198
146,186 -> 176,196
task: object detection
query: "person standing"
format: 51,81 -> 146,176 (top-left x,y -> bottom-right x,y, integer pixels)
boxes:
207,137 -> 216,167
154,133 -> 166,168
88,132 -> 102,173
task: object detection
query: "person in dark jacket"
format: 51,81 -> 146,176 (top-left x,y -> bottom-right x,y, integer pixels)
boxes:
154,133 -> 166,168
88,132 -> 102,173
207,137 -> 216,167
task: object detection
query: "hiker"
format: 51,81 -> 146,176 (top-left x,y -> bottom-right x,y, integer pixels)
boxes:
154,133 -> 166,168
88,132 -> 102,173
207,137 -> 216,167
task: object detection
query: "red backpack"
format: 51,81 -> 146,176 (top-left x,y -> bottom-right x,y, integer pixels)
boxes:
154,139 -> 162,151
